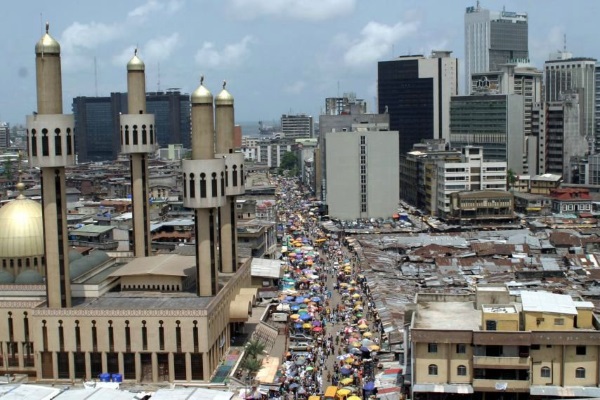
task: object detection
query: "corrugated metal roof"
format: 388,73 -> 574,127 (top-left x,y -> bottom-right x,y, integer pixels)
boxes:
520,291 -> 577,315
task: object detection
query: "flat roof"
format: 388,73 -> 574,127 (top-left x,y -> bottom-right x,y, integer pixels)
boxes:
76,291 -> 212,310
520,291 -> 577,315
414,301 -> 481,330
70,225 -> 115,236
109,254 -> 194,278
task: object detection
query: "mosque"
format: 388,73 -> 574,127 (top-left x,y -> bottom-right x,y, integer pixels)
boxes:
0,25 -> 254,383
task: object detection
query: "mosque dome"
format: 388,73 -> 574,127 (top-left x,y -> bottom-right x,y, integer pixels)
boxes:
0,270 -> 15,284
15,269 -> 44,285
0,197 -> 44,259
191,78 -> 213,104
215,84 -> 234,106
35,23 -> 60,55
70,251 -> 110,279
127,51 -> 145,71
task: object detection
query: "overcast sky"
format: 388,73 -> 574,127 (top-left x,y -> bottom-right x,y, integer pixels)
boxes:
3,0 -> 600,126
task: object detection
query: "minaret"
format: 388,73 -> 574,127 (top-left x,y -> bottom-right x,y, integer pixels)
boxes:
215,82 -> 245,273
27,23 -> 74,308
183,77 -> 226,296
119,50 -> 155,257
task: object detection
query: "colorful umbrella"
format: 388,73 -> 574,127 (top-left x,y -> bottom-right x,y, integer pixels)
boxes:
337,389 -> 351,397
290,314 -> 300,320
340,377 -> 354,385
363,331 -> 373,337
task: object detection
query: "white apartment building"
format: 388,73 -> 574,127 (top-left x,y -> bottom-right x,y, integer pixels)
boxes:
436,146 -> 507,218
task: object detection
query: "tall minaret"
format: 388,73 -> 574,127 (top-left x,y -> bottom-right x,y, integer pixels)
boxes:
27,23 -> 74,308
120,50 -> 155,257
215,82 -> 245,273
183,78 -> 226,296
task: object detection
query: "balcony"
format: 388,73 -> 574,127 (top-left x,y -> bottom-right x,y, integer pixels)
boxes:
68,240 -> 119,251
472,378 -> 529,392
473,356 -> 530,369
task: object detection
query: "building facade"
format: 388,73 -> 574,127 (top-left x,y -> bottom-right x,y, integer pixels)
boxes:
378,51 -> 458,155
325,127 -> 399,220
73,90 -> 191,163
450,94 -> 524,174
435,147 -> 507,218
409,287 -> 600,400
280,114 -> 313,139
464,4 -> 528,93
544,57 -> 596,151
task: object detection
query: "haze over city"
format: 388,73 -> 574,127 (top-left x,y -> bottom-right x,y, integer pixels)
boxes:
2,0 -> 600,125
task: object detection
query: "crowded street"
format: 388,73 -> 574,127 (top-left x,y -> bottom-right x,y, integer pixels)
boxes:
266,177 -> 383,400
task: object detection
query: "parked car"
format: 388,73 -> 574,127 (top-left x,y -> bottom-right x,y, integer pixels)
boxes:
290,333 -> 313,342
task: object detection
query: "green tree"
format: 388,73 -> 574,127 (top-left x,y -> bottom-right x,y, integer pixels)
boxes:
507,169 -> 517,189
245,339 -> 266,358
242,357 -> 263,377
279,151 -> 298,171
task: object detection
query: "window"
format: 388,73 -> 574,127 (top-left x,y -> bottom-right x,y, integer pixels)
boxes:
142,321 -> 148,351
428,364 -> 438,375
576,346 -> 586,356
457,365 -> 467,376
541,366 -> 551,378
456,344 -> 466,354
554,318 -> 564,326
428,343 -> 438,353
576,367 -> 586,379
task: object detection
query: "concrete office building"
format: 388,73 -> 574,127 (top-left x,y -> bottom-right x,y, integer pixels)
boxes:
0,122 -> 10,150
73,90 -> 190,163
545,56 -> 596,151
0,25 -> 254,384
280,114 -> 313,139
325,125 -> 399,220
449,94 -> 524,174
318,98 -> 388,202
534,94 -> 586,183
464,3 -> 528,93
434,146 -> 507,219
378,51 -> 458,155
471,64 -> 542,173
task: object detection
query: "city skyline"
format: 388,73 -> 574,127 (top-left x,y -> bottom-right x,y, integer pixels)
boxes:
2,0 -> 599,125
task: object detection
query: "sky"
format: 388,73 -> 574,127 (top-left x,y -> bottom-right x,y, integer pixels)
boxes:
3,0 -> 600,127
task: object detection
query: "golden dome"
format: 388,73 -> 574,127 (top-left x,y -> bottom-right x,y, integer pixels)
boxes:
35,23 -> 60,55
127,49 -> 145,71
215,81 -> 234,106
0,197 -> 44,259
191,76 -> 213,104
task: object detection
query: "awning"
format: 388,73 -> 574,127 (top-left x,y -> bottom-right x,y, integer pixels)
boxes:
412,384 -> 473,394
229,294 -> 252,322
530,385 -> 600,397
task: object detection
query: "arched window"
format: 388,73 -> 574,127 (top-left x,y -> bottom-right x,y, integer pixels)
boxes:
200,173 -> 207,198
232,165 -> 238,187
183,173 -> 187,198
457,365 -> 467,376
221,171 -> 225,195
189,173 -> 195,198
576,367 -> 586,379
428,364 -> 438,375
541,366 -> 551,378
142,124 -> 147,145
225,166 -> 229,187
133,125 -> 138,145
54,128 -> 62,156
41,128 -> 49,156
150,125 -> 155,144
125,125 -> 130,145
31,129 -> 37,156
211,172 -> 218,197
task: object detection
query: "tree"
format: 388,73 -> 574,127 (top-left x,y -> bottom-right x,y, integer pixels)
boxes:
279,151 -> 298,172
245,339 -> 266,358
507,169 -> 517,189
242,356 -> 263,376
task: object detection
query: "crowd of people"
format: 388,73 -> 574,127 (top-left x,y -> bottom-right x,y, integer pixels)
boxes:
267,178 -> 381,400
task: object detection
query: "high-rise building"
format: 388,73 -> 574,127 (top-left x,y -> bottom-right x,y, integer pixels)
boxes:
450,94 -> 524,174
0,122 -> 10,150
325,123 -> 399,220
534,94 -> 586,183
73,90 -> 191,163
280,114 -> 313,139
596,64 -> 600,142
318,93 -> 388,201
464,4 -> 528,93
545,56 -> 596,151
378,51 -> 458,155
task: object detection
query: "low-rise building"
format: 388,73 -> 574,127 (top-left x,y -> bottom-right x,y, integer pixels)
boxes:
550,187 -> 592,214
448,190 -> 514,225
408,287 -> 600,399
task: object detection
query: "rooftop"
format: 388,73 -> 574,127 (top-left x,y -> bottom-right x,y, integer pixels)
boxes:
414,300 -> 481,330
